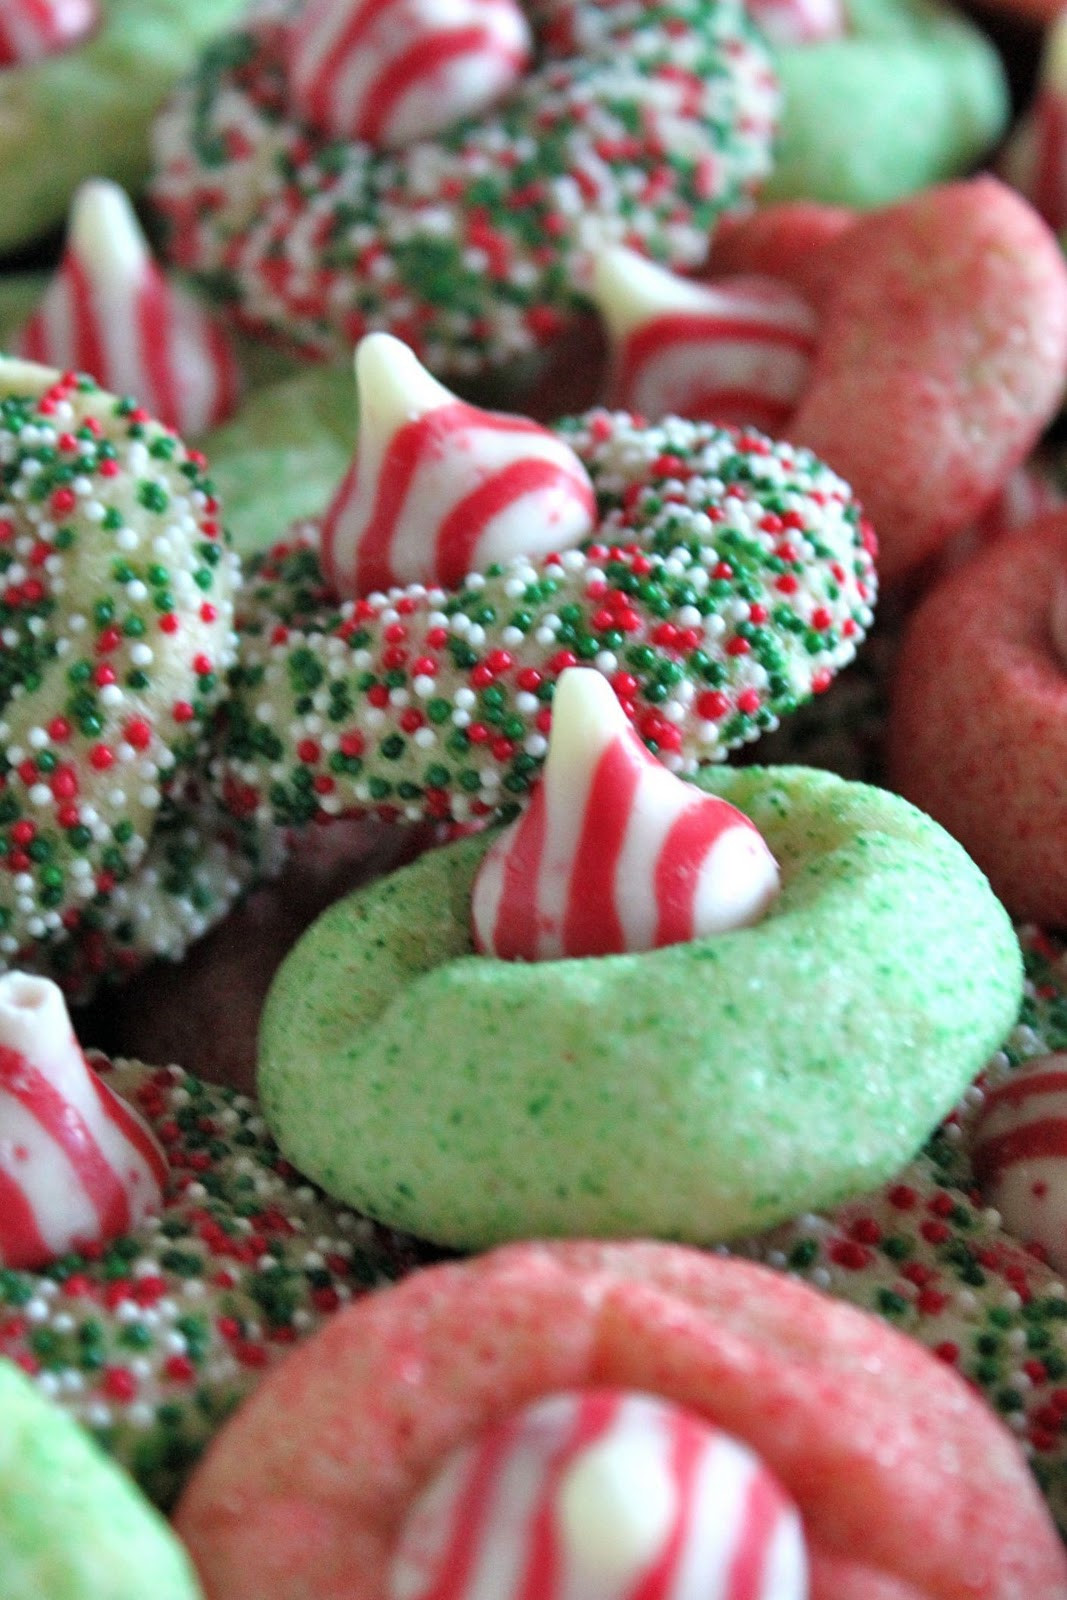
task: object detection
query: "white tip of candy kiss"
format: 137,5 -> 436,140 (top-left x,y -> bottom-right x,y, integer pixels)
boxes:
471,668 -> 780,961
15,178 -> 241,437
0,0 -> 99,66
591,246 -> 818,435
745,0 -> 844,46
998,12 -> 1067,233
972,1053 -> 1067,1274
320,333 -> 596,597
387,1389 -> 809,1600
288,0 -> 531,149
0,972 -> 167,1271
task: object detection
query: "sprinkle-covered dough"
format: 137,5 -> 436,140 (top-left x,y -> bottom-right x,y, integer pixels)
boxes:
0,362 -> 241,975
218,411 -> 876,828
0,1359 -> 202,1600
0,1053 -> 429,1508
150,0 -> 779,376
258,764 -> 1022,1247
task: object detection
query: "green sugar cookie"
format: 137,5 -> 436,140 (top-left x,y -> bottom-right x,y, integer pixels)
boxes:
0,0 -> 248,254
0,1359 -> 202,1600
259,765 -> 1022,1248
769,0 -> 1008,206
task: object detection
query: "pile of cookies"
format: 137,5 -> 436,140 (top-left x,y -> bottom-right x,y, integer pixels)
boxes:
6,1 -> 1067,1596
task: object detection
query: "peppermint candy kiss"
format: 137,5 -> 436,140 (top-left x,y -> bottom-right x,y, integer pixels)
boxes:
744,0 -> 844,46
999,12 -> 1067,234
972,1053 -> 1067,1273
288,0 -> 531,148
388,1389 -> 808,1600
0,0 -> 98,66
592,247 -> 818,435
15,179 -> 241,437
321,333 -> 596,598
0,973 -> 167,1270
471,668 -> 780,960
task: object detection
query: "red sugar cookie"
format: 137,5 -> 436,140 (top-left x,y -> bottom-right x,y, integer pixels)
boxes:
888,512 -> 1067,922
175,1241 -> 1067,1600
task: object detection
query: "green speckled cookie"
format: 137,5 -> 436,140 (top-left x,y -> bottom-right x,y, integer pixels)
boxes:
259,765 -> 1022,1249
769,0 -> 1008,206
0,0 -> 249,254
0,1358 -> 202,1600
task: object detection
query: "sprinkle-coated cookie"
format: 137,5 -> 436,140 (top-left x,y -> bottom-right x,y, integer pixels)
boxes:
216,410 -> 877,829
257,764 -> 1021,1247
0,360 -> 242,979
0,1052 -> 431,1509
150,0 -> 778,377
0,1358 -> 203,1600
0,0 -> 250,254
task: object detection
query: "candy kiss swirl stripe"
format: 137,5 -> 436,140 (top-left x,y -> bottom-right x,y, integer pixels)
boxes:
388,1390 -> 806,1600
472,668 -> 778,960
16,181 -> 241,438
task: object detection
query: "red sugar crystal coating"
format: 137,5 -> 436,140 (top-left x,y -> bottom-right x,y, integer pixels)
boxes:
175,1241 -> 1067,1600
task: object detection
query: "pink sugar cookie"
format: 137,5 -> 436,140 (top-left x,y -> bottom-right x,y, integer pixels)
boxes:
888,512 -> 1067,922
175,1241 -> 1067,1600
788,177 -> 1067,583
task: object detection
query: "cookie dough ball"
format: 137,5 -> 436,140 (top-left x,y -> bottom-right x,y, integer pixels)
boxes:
888,515 -> 1067,923
0,1358 -> 202,1600
259,764 -> 1022,1247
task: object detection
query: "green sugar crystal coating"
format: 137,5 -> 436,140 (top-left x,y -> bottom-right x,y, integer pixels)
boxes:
0,1359 -> 202,1600
769,0 -> 1008,207
259,765 -> 1022,1248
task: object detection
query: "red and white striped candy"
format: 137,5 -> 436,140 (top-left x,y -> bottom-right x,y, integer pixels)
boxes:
592,247 -> 818,435
15,179 -> 241,437
972,1053 -> 1067,1274
999,12 -> 1067,233
471,668 -> 780,961
0,973 -> 167,1271
321,333 -> 596,597
0,0 -> 98,67
388,1388 -> 807,1600
288,0 -> 531,148
745,0 -> 844,47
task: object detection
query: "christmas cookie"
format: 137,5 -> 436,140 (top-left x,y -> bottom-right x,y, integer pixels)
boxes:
0,0 -> 249,254
150,0 -> 779,377
0,1357 -> 202,1600
174,1240 -> 1067,1600
257,758 -> 1021,1247
216,352 -> 877,830
734,926 -> 1067,1536
887,514 -> 1067,924
0,972 -> 428,1508
766,0 -> 1008,207
0,359 -> 243,984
